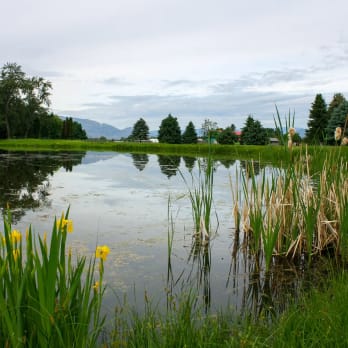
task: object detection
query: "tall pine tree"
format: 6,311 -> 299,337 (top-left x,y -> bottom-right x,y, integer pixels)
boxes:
158,114 -> 181,144
182,121 -> 198,144
305,94 -> 329,144
326,101 -> 348,143
240,116 -> 268,145
131,117 -> 149,141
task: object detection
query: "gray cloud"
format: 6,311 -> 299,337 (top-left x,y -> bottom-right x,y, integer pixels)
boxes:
3,0 -> 348,133
101,78 -> 133,86
57,87 -> 316,131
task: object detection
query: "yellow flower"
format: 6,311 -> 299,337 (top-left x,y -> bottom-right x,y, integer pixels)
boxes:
56,218 -> 73,233
95,245 -> 110,261
10,230 -> 22,244
13,249 -> 20,261
93,281 -> 100,291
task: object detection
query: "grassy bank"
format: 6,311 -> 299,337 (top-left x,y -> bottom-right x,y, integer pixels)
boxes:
1,138 -> 348,163
109,269 -> 348,347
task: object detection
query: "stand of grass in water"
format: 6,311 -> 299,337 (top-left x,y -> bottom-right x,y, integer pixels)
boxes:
0,209 -> 108,347
231,146 -> 348,271
109,268 -> 348,347
179,155 -> 216,243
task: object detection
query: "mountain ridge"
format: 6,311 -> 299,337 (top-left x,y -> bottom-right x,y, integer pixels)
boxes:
67,116 -> 306,139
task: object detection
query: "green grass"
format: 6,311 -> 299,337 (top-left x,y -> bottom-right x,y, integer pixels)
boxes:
2,138 -> 348,163
108,269 -> 348,347
0,209 -> 108,347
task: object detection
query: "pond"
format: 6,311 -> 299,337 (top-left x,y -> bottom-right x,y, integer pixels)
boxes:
0,150 -> 322,320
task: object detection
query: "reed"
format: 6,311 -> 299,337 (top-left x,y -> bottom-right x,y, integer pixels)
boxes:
232,148 -> 348,270
180,155 -> 216,243
0,209 -> 107,347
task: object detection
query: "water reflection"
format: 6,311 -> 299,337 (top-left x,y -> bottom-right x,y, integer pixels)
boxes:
218,158 -> 236,169
182,156 -> 196,171
157,155 -> 181,178
131,153 -> 149,171
240,160 -> 265,176
0,150 -> 334,321
0,151 -> 85,222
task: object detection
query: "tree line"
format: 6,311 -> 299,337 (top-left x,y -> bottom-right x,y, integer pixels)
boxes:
129,114 -> 300,145
130,93 -> 347,146
2,63 -> 346,145
0,63 -> 87,139
305,93 -> 348,144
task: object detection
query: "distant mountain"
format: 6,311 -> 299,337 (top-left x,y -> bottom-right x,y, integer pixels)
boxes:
296,128 -> 306,137
64,116 -> 307,140
67,117 -> 132,139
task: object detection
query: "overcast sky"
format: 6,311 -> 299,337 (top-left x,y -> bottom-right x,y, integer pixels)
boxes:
2,0 -> 348,130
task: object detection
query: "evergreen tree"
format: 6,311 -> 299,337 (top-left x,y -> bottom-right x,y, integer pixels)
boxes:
240,116 -> 268,145
182,121 -> 198,144
326,101 -> 348,143
217,124 -> 238,144
327,93 -> 346,118
131,117 -> 149,141
158,114 -> 181,144
305,94 -> 329,144
72,120 -> 88,139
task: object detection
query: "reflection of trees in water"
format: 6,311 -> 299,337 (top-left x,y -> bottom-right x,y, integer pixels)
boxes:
166,226 -> 333,317
188,242 -> 211,312
182,156 -> 196,171
167,238 -> 211,313
225,229 -> 334,320
219,158 -> 236,169
0,151 -> 85,223
131,153 -> 149,171
239,160 -> 265,176
157,155 -> 181,178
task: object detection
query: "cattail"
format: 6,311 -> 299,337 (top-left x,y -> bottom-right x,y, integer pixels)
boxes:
335,127 -> 342,141
341,137 -> 348,145
288,127 -> 296,138
288,139 -> 293,149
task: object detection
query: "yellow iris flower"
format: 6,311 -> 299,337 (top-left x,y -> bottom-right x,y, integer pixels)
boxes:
10,230 -> 22,244
95,245 -> 110,261
56,218 -> 73,233
13,249 -> 20,261
93,281 -> 100,291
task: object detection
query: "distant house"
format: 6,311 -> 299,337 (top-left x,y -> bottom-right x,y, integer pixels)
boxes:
269,137 -> 280,145
235,130 -> 242,142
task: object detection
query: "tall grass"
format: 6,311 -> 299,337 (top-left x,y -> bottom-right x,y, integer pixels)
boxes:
0,209 -> 108,347
180,156 -> 217,243
231,148 -> 348,271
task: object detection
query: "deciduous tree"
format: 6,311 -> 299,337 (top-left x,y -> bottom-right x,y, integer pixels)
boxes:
0,62 -> 26,138
217,124 -> 238,144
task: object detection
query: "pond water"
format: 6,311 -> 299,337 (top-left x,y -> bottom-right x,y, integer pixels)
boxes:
0,150 -> 316,320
